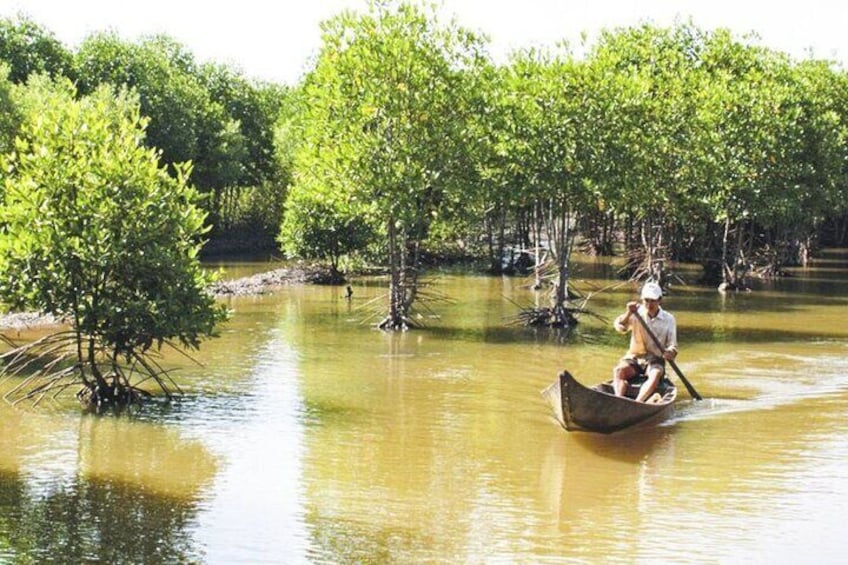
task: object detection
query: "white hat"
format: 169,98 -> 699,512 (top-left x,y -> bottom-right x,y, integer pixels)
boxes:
641,282 -> 663,300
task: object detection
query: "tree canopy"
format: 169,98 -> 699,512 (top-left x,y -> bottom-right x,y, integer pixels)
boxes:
0,75 -> 228,408
0,15 -> 73,83
1,6 -> 848,337
289,0 -> 487,327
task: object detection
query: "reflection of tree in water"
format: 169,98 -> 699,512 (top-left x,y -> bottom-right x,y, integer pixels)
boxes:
305,510 -> 426,564
0,470 -> 202,563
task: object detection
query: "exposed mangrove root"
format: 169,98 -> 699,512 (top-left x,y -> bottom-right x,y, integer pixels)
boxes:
357,276 -> 454,331
0,330 -> 194,412
511,305 -> 580,329
377,316 -> 417,331
76,378 -> 152,414
505,259 -> 583,329
507,274 -> 619,330
505,285 -> 585,330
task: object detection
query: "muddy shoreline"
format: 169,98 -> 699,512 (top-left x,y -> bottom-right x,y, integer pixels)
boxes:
207,264 -> 332,296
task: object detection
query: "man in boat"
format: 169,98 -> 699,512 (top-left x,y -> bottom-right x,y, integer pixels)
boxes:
612,281 -> 678,402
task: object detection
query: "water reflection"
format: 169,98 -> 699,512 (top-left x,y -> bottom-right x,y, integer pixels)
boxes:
539,426 -> 678,542
189,326 -> 309,563
0,469 -> 203,563
0,411 -> 216,563
1,251 -> 848,562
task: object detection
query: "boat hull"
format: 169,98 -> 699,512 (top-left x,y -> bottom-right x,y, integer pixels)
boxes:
542,370 -> 677,434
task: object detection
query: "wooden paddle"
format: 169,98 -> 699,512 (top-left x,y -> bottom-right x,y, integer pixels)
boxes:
632,310 -> 703,401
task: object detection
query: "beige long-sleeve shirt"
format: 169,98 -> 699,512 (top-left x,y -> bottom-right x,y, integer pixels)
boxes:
614,305 -> 678,359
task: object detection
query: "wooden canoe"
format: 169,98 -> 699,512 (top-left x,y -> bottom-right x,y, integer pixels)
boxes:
541,370 -> 677,434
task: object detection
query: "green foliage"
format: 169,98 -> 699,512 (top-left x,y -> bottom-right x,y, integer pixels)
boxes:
588,23 -> 710,220
0,64 -> 20,155
199,65 -> 291,236
782,60 -> 848,224
294,0 -> 486,326
200,63 -> 285,187
72,32 -> 293,238
299,1 -> 485,228
279,180 -> 375,276
73,33 -> 245,200
0,76 -> 227,361
4,11 -> 843,298
0,15 -> 74,83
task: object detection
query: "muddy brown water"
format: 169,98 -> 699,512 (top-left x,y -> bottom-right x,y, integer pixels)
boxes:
2,251 -> 848,563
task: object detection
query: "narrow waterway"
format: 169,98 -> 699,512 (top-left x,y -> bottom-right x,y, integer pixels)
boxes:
2,250 -> 848,563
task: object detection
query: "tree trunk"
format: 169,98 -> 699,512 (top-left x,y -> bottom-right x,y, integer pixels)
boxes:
533,202 -> 543,290
720,216 -> 730,286
381,218 -> 406,330
380,218 -> 424,331
484,210 -> 497,273
549,199 -> 576,328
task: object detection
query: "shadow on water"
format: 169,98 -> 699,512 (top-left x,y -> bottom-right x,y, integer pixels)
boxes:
664,283 -> 848,311
567,423 -> 677,464
684,325 -> 848,344
425,324 -> 587,345
0,469 -> 203,563
422,320 -> 848,348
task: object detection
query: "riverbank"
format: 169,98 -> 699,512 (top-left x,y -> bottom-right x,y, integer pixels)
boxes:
207,264 -> 334,296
